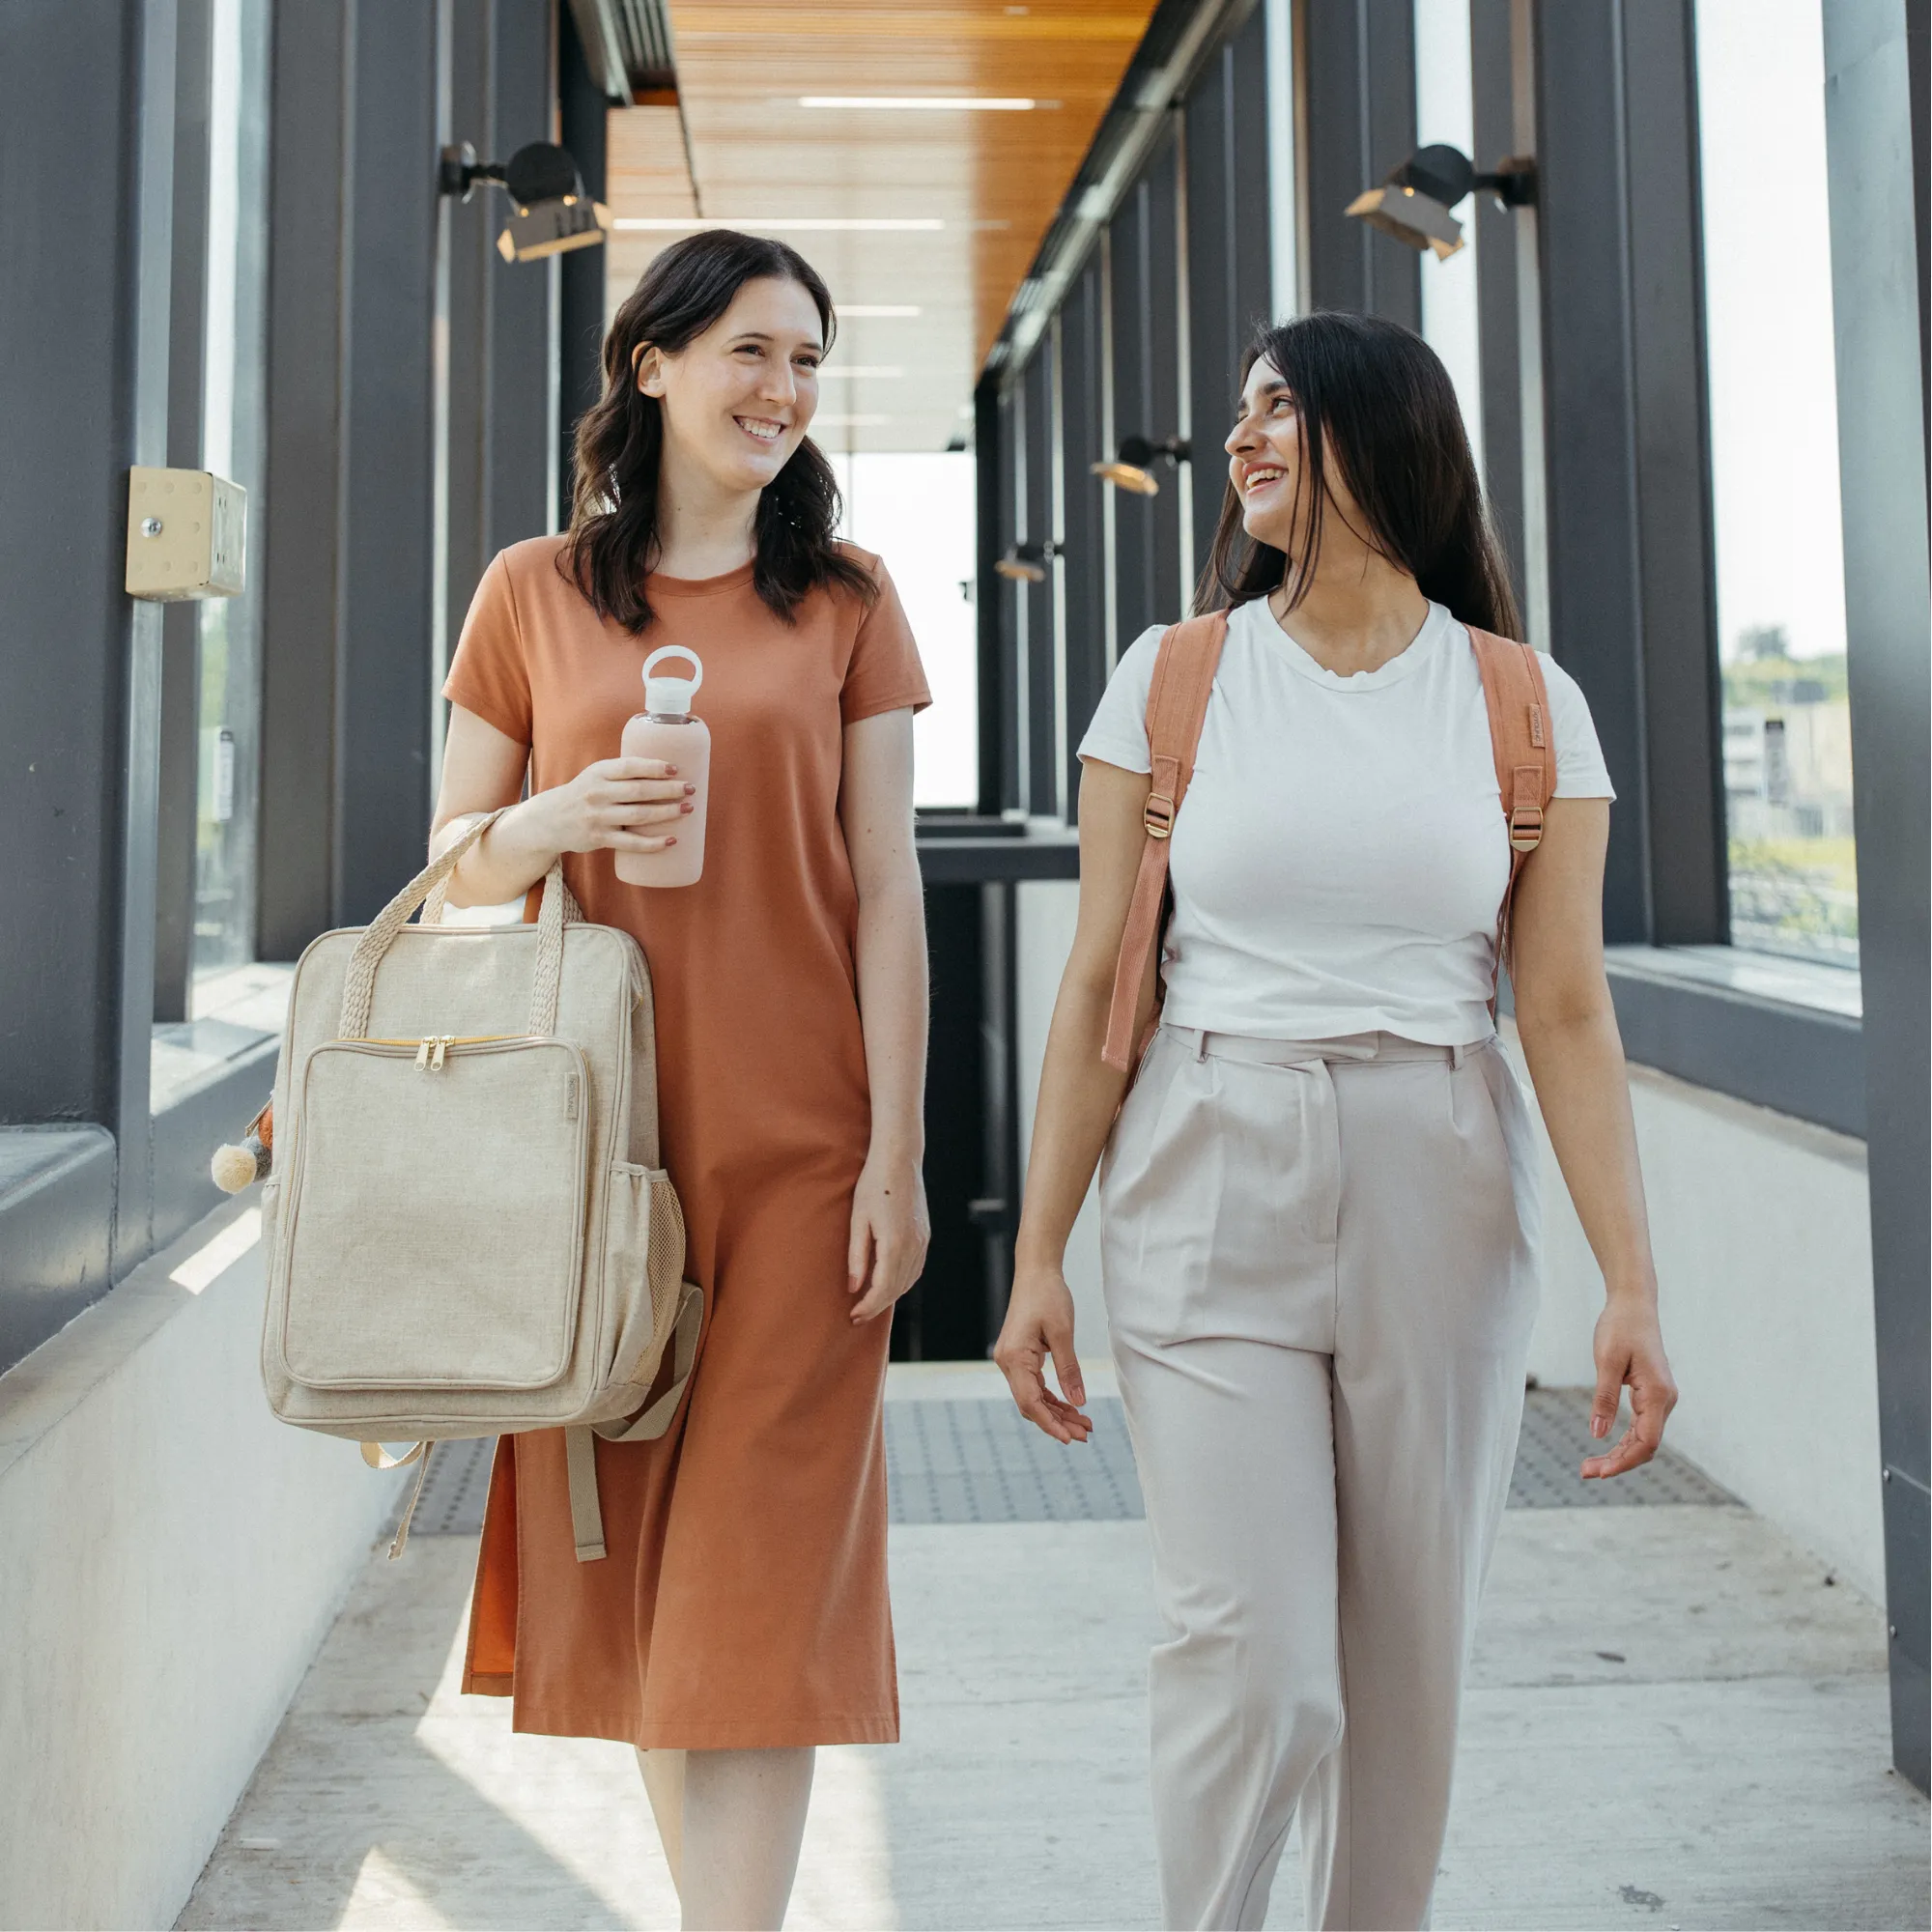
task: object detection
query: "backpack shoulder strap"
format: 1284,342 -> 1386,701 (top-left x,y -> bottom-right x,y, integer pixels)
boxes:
1101,611 -> 1230,1071
1467,627 -> 1557,992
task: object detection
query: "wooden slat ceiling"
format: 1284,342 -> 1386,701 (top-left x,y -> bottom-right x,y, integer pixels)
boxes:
604,2 -> 1159,454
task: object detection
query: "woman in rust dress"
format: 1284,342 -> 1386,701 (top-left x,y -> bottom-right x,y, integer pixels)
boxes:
430,231 -> 931,1929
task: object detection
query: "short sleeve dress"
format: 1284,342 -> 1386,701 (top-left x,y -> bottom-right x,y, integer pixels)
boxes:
442,535 -> 929,1749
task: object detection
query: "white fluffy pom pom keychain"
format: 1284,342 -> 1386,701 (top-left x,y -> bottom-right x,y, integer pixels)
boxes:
211,1098 -> 273,1194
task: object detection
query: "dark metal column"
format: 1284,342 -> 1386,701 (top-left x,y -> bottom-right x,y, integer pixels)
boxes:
557,5 -> 608,530
1528,0 -> 1724,946
1300,0 -> 1420,326
1184,2 -> 1271,584
1470,0 -> 1525,612
1822,0 -> 1930,1795
1109,128 -> 1186,639
974,377 -> 1007,817
487,0 -> 562,554
1058,259 -> 1109,817
0,0 -> 177,1344
1021,344 -> 1060,816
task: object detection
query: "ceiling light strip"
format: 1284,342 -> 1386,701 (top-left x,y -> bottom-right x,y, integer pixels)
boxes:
613,216 -> 945,233
798,96 -> 1037,110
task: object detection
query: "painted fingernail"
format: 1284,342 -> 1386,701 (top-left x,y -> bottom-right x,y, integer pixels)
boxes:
680,802 -> 694,814
666,767 -> 679,777
666,837 -> 677,846
683,783 -> 696,795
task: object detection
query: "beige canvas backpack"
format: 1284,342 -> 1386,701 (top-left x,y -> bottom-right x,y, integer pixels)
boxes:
259,810 -> 702,1560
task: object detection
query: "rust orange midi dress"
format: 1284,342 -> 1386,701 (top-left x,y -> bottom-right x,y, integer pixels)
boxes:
441,535 -> 929,1748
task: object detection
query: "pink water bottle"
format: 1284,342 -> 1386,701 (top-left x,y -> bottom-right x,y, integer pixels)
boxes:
615,645 -> 710,888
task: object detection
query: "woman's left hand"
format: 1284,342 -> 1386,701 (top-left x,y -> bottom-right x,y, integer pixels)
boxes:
847,1150 -> 931,1323
1581,1293 -> 1680,1480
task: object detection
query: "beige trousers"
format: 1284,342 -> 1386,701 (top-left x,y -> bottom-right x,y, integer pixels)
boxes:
1099,1027 -> 1541,1932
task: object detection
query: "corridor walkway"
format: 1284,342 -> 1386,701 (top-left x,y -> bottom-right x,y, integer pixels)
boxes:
181,1366 -> 1924,1931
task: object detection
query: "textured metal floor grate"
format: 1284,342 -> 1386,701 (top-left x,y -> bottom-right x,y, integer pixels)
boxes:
1511,1386 -> 1737,1508
401,1388 -> 1732,1535
886,1397 -> 1146,1524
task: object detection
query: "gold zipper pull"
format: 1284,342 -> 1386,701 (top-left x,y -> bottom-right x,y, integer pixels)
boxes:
414,1038 -> 433,1071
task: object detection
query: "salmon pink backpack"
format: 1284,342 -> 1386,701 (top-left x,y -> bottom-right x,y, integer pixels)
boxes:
1100,611 -> 1557,1072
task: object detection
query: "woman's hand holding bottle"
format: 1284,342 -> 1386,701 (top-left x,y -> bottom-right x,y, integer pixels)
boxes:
526,757 -> 695,859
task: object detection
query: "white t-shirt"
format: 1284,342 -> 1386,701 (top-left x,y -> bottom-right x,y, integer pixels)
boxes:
1077,598 -> 1615,1045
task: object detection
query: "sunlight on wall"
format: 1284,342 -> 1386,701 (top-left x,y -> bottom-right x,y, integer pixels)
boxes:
830,452 -> 980,809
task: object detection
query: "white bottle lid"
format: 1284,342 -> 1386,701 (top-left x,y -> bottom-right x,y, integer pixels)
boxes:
642,645 -> 704,716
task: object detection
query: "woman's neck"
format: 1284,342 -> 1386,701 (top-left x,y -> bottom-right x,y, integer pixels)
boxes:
650,442 -> 760,581
1268,546 -> 1430,678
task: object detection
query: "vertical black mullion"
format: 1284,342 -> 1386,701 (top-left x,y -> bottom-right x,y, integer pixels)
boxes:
1024,346 -> 1058,814
998,385 -> 1024,813
974,377 -> 1005,816
336,3 -> 440,922
1625,0 -> 1724,945
443,0 -> 493,661
487,0 -> 558,553
557,9 -> 607,532
154,0 -> 213,1025
1531,0 -> 1650,941
1110,183 -> 1155,642
1471,0 -> 1525,611
1303,0 -> 1419,324
1146,131 -> 1184,620
1822,0 -> 1931,1794
1060,263 -> 1107,817
0,0 -> 175,1328
1185,50 -> 1235,590
258,0 -> 351,958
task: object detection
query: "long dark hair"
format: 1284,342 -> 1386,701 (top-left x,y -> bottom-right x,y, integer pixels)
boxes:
1196,310 -> 1520,637
560,229 -> 876,632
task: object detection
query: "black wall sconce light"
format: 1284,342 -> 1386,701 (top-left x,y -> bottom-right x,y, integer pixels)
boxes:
1345,143 -> 1536,260
994,539 -> 1061,583
1093,434 -> 1191,496
439,141 -> 611,263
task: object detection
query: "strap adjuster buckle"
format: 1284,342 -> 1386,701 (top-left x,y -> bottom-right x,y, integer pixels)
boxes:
1144,792 -> 1176,840
1509,803 -> 1545,853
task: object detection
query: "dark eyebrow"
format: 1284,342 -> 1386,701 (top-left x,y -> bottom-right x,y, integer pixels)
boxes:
1236,377 -> 1292,412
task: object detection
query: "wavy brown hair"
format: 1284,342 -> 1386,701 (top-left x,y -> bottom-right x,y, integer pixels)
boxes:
1196,310 -> 1520,638
559,229 -> 876,632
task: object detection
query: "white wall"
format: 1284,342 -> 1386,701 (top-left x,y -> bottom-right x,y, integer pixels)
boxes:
1008,897 -> 1884,1598
1503,1030 -> 1883,1600
0,1200 -> 405,1930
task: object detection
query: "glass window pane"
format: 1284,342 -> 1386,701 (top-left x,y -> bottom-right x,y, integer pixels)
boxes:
1695,0 -> 1858,971
192,0 -> 270,990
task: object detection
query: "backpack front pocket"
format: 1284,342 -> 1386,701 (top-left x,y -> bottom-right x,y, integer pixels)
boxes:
279,1036 -> 590,1390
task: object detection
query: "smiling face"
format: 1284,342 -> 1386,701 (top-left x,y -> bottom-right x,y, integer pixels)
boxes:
1223,355 -> 1318,554
636,274 -> 825,497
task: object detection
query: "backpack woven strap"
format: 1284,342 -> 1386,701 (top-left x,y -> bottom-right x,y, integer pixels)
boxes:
1467,628 -> 1557,995
1100,612 -> 1230,1071
564,1426 -> 607,1562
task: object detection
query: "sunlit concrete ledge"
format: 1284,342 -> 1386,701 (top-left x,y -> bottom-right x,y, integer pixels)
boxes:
0,1200 -> 405,1932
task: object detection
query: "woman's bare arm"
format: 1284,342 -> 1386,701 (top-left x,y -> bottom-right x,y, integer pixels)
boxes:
993,757 -> 1156,1441
1509,796 -> 1679,1477
838,708 -> 931,1322
428,703 -> 692,905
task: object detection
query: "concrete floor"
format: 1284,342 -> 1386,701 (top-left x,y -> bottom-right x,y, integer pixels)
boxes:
182,1398 -> 1925,1931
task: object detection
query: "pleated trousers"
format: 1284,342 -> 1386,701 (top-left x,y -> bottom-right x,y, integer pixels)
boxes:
1099,1026 -> 1541,1931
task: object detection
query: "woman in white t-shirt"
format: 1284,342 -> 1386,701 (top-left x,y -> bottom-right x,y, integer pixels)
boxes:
995,311 -> 1678,1932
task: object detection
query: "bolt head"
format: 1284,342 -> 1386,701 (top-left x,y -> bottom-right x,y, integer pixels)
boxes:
141,517 -> 163,537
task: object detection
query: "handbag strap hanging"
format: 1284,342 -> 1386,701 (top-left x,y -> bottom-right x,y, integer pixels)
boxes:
337,809 -> 577,1040
1100,611 -> 1230,1072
